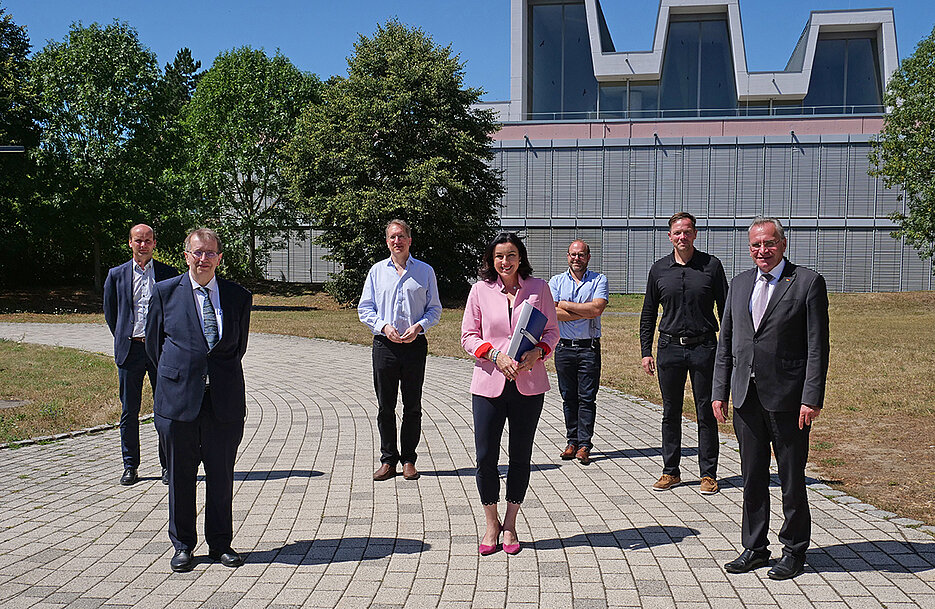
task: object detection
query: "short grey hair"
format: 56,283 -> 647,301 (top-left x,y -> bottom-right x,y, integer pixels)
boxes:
749,216 -> 786,241
385,219 -> 411,238
184,228 -> 223,253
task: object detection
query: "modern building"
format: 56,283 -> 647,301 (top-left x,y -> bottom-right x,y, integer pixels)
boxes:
266,0 -> 933,292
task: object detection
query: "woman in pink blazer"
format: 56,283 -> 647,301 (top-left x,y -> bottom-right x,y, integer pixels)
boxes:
461,232 -> 559,555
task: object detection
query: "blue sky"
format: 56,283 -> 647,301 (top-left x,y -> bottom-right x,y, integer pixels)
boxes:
4,1 -> 934,102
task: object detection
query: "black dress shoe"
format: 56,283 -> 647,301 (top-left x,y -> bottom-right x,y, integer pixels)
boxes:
161,468 -> 169,485
724,549 -> 771,574
170,549 -> 194,572
768,555 -> 805,580
120,467 -> 138,486
209,547 -> 244,567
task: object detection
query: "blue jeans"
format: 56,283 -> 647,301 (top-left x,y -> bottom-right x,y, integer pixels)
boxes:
656,334 -> 719,479
554,341 -> 601,449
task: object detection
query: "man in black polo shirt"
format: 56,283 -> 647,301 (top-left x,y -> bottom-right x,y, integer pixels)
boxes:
640,212 -> 728,495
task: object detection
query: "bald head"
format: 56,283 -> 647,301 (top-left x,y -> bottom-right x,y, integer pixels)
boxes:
129,224 -> 156,267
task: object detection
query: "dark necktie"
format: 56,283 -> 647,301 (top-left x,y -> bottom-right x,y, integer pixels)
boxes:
197,286 -> 219,349
752,273 -> 773,331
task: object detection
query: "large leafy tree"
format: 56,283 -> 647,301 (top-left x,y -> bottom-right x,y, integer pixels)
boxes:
0,4 -> 39,285
285,20 -> 503,302
183,47 -> 320,280
31,20 -> 165,290
870,25 -> 935,265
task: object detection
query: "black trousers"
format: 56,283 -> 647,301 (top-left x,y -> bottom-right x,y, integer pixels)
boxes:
472,381 -> 544,505
734,381 -> 811,559
554,341 -> 601,449
155,390 -> 245,552
656,334 -> 719,479
118,340 -> 166,470
372,334 -> 427,466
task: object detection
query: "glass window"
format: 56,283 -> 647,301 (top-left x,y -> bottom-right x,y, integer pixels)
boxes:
599,84 -> 627,119
659,21 -> 699,117
699,20 -> 736,116
659,18 -> 736,117
845,38 -> 882,113
629,83 -> 658,118
529,2 -> 599,120
804,38 -> 846,113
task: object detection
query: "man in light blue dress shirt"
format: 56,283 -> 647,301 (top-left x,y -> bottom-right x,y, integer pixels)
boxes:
548,240 -> 609,465
359,219 -> 442,482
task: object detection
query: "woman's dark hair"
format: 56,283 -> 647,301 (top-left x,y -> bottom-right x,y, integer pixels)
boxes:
479,232 -> 534,283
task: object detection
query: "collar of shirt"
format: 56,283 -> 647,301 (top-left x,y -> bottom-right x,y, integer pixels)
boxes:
495,273 -> 526,293
188,272 -> 223,341
385,255 -> 412,272
188,271 -> 219,294
133,259 -> 154,274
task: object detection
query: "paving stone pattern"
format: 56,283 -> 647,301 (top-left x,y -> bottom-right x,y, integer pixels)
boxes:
1,322 -> 934,608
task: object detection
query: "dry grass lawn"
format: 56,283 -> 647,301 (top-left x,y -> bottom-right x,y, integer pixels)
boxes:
1,286 -> 933,526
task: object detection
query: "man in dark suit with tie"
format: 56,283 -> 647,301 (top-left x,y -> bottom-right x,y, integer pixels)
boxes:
103,224 -> 178,486
712,216 -> 829,581
146,228 -> 252,573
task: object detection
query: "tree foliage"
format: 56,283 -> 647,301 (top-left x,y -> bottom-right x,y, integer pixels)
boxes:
183,47 -> 320,280
870,25 -> 935,265
285,20 -> 503,302
0,4 -> 40,285
31,20 -> 167,289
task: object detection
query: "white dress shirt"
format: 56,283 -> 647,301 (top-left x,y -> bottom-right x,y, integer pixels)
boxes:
131,260 -> 155,338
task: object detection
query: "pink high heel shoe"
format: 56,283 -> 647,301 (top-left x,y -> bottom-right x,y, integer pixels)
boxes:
502,530 -> 521,555
479,526 -> 501,555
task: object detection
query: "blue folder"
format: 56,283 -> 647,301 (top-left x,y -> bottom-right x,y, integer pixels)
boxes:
506,300 -> 548,360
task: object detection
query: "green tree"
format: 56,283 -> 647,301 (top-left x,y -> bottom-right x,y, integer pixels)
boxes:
0,4 -> 40,285
183,47 -> 320,280
31,20 -> 165,290
870,25 -> 935,265
285,20 -> 503,302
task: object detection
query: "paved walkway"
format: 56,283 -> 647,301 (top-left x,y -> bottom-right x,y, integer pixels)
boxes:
1,322 -> 934,609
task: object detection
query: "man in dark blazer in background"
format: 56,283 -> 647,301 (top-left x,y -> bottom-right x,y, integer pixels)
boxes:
712,216 -> 829,581
146,228 -> 252,573
103,223 -> 178,486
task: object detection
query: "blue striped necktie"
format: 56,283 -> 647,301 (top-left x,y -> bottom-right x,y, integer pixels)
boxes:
197,286 -> 219,349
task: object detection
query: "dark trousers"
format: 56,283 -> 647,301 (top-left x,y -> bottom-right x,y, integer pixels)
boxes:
656,335 -> 719,478
155,390 -> 245,552
118,340 -> 166,470
372,334 -> 427,466
734,381 -> 811,559
555,341 -> 600,449
473,381 -> 544,505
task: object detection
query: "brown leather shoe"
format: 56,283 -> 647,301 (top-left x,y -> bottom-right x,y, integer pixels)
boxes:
652,473 -> 681,491
373,463 -> 397,481
402,462 -> 420,480
575,446 -> 591,465
699,476 -> 719,495
560,444 -> 577,460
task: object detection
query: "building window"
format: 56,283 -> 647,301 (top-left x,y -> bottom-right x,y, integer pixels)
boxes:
529,1 -> 599,120
803,35 -> 883,114
658,16 -> 737,117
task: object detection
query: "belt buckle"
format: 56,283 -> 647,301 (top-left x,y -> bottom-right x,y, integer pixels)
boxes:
679,336 -> 689,345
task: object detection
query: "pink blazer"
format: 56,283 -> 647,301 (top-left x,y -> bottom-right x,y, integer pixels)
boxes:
461,275 -> 560,398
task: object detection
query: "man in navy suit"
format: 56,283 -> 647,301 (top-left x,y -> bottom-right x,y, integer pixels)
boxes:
713,217 -> 829,581
103,224 -> 178,486
146,228 -> 252,573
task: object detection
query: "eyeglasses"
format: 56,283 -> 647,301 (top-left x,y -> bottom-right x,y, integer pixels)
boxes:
749,240 -> 781,251
567,252 -> 589,258
187,250 -> 219,259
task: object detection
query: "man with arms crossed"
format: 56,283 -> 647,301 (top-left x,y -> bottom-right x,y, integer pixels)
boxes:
146,228 -> 252,572
359,219 -> 442,482
549,239 -> 608,465
713,217 -> 829,580
640,212 -> 728,494
103,223 -> 178,486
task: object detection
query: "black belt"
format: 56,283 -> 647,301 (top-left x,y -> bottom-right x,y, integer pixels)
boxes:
558,338 -> 599,348
659,332 -> 714,346
131,337 -> 145,343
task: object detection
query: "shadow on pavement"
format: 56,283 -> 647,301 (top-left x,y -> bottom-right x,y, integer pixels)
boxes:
248,537 -> 430,565
528,525 -> 700,550
196,470 -> 324,482
809,540 -> 935,573
425,463 -> 559,477
589,447 -> 696,462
